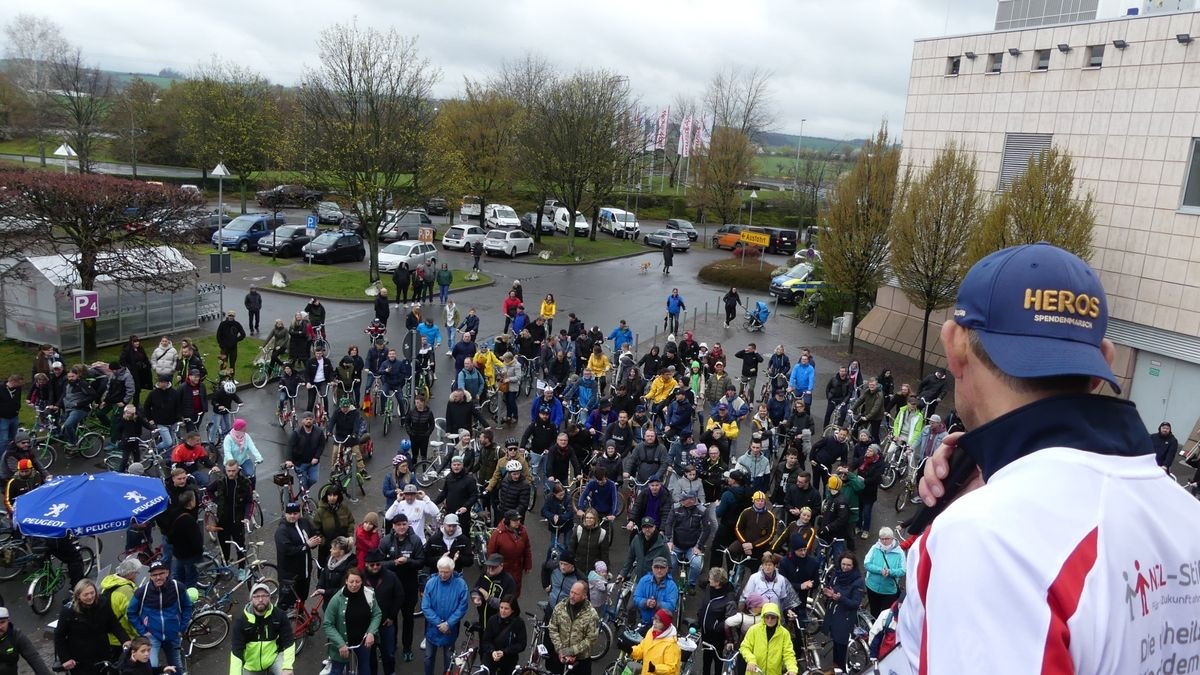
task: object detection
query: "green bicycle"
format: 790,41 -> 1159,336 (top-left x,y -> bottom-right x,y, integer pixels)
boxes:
320,443 -> 367,502
251,348 -> 284,389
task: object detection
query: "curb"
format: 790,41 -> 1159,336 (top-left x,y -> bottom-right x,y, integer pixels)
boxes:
254,278 -> 497,304
506,248 -> 658,266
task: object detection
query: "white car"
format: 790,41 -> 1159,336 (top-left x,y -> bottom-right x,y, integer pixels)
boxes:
442,224 -> 487,251
378,240 -> 437,273
553,207 -> 590,235
483,229 -> 534,257
484,204 -> 521,229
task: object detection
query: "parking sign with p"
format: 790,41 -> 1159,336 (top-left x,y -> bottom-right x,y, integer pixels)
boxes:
71,290 -> 99,321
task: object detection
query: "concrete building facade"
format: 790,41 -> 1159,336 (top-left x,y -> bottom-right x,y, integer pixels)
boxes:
857,8 -> 1200,435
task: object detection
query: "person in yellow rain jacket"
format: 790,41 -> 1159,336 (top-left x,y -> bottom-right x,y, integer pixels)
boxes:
739,603 -> 798,675
631,609 -> 682,675
476,344 -> 503,389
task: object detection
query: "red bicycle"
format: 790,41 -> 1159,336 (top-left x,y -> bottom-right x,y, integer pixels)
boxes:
286,584 -> 325,655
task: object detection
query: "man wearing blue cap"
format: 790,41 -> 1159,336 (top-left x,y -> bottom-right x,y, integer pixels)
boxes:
887,243 -> 1200,674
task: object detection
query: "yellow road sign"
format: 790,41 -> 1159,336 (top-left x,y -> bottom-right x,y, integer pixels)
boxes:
739,231 -> 771,247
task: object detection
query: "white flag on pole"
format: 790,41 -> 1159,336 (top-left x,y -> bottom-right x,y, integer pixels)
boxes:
678,117 -> 693,158
692,116 -> 710,154
654,107 -> 670,151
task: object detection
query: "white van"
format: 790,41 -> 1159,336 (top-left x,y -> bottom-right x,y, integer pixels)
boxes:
553,207 -> 590,235
598,207 -> 639,239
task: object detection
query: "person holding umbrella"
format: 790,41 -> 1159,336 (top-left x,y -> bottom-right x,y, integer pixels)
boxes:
55,579 -> 133,673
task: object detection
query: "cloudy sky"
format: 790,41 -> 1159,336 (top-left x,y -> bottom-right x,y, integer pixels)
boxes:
0,0 -> 1096,140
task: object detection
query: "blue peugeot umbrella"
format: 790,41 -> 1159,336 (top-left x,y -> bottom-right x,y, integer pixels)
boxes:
13,472 -> 169,539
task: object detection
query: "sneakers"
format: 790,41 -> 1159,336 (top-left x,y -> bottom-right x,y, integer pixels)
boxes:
420,638 -> 427,650
446,351 -> 453,356
403,652 -> 414,662
859,531 -> 869,540
910,495 -> 922,504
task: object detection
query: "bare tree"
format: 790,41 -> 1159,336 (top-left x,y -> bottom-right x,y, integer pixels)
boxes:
585,75 -> 639,241
0,168 -> 201,352
3,14 -> 71,165
704,65 -> 775,140
50,48 -> 112,173
492,53 -> 556,111
109,78 -> 159,179
693,127 -> 755,226
520,70 -> 636,255
298,22 -> 461,282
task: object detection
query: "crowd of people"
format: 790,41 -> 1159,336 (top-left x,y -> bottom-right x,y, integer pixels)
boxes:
0,256 -> 1195,675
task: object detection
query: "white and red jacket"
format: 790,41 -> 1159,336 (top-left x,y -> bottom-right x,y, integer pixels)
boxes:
883,395 -> 1200,674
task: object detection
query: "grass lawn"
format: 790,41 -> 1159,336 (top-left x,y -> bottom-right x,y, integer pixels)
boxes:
524,234 -> 647,264
287,268 -> 491,301
0,332 -> 263,428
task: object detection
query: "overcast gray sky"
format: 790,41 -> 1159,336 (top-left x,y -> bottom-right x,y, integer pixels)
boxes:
2,0 -> 1012,140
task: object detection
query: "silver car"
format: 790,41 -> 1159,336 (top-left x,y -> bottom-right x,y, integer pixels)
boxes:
643,229 -> 691,251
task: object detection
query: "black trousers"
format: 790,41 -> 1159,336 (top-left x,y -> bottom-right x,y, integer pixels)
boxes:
248,310 -> 260,333
397,573 -> 419,651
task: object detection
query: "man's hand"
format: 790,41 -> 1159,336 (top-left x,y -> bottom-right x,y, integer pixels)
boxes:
645,598 -> 657,609
62,660 -> 76,670
918,431 -> 982,507
365,633 -> 375,648
438,621 -> 451,634
339,645 -> 350,658
625,521 -> 636,532
741,542 -> 753,555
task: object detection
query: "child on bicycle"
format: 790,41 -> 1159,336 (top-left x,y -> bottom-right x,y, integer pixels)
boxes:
327,397 -> 368,480
363,318 -> 387,342
115,404 -> 150,472
209,380 -> 242,446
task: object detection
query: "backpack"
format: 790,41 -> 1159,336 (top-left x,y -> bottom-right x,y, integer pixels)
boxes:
869,606 -> 899,660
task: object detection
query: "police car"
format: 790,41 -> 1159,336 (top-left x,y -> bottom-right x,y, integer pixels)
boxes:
768,262 -> 824,303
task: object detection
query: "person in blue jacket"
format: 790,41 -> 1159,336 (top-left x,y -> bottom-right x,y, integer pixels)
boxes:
665,290 -> 686,335
631,556 -> 679,628
862,527 -> 906,616
421,557 -> 469,675
664,388 -> 694,439
576,371 -> 598,414
607,320 -> 633,353
787,356 -> 816,409
825,553 -> 866,672
574,467 -> 620,520
529,386 -> 565,428
126,561 -> 193,673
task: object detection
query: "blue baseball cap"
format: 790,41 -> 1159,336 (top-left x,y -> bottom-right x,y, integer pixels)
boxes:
953,242 -> 1119,392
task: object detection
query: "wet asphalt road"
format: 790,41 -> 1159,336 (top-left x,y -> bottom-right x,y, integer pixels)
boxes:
15,241 -> 898,674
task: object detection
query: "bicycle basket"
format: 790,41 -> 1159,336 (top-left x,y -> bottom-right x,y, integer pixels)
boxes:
272,471 -> 293,487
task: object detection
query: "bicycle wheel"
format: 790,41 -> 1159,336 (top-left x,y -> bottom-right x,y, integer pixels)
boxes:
28,572 -> 59,615
35,440 -> 56,470
252,366 -> 269,389
353,471 -> 367,499
590,621 -> 613,660
79,545 -> 96,577
195,552 -> 225,591
75,431 -> 104,459
846,638 -> 871,672
103,452 -> 123,472
804,596 -> 826,635
276,407 -> 288,429
894,482 -> 913,513
186,610 -> 231,649
248,501 -> 265,530
526,484 -> 538,513
279,487 -> 292,512
287,608 -> 308,655
382,405 -> 392,437
301,495 -> 316,517
414,460 -> 438,488
484,395 -> 499,416
250,562 -> 280,597
880,466 -> 897,490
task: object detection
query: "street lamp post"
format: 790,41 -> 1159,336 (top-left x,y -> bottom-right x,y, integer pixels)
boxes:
793,118 -> 807,192
212,161 -> 230,313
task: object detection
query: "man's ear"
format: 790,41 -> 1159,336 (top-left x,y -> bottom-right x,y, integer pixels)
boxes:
940,321 -> 969,378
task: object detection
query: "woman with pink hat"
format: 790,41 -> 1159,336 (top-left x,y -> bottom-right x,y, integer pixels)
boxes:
223,418 -> 263,488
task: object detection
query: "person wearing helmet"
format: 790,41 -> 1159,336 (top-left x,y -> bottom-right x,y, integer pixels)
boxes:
383,453 -> 417,504
327,396 -> 368,481
484,440 -> 531,496
493,463 -> 532,528
818,475 -> 853,561
486,509 -> 532,596
734,491 -> 778,573
739,602 -> 798,675
209,378 -> 243,447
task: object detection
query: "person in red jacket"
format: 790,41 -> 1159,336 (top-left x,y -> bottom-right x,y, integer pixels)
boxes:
354,512 -> 382,569
170,430 -> 212,487
502,291 -> 522,334
486,509 -> 532,596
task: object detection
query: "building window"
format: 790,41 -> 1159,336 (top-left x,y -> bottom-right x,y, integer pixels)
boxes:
1181,139 -> 1200,210
988,52 -> 1004,73
1086,44 -> 1104,67
947,56 -> 961,76
1034,49 -> 1051,70
999,133 -> 1054,190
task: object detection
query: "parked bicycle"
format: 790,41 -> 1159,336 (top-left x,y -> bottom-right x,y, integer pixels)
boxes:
274,463 -> 317,516
251,347 -> 284,389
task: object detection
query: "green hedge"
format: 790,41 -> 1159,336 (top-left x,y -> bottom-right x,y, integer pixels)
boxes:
697,258 -> 775,291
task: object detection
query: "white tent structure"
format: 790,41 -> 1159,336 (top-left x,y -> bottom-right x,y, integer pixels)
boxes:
3,246 -> 214,351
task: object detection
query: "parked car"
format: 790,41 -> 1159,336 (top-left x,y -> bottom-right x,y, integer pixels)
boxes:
425,197 -> 449,216
315,201 -> 344,225
666,218 -> 698,241
162,209 -> 231,242
769,261 -> 825,303
460,195 -> 483,222
552,207 -> 590,235
379,209 -> 434,242
441,224 -> 487,251
643,229 -> 692,251
378,240 -> 438,272
484,204 -> 521,229
484,229 -> 534,257
520,211 -> 555,234
212,213 -> 286,252
257,224 -> 315,257
758,227 -> 798,255
541,199 -> 564,220
179,184 -> 201,196
598,207 -> 640,239
711,224 -> 749,249
255,184 -> 323,208
302,231 -> 366,264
